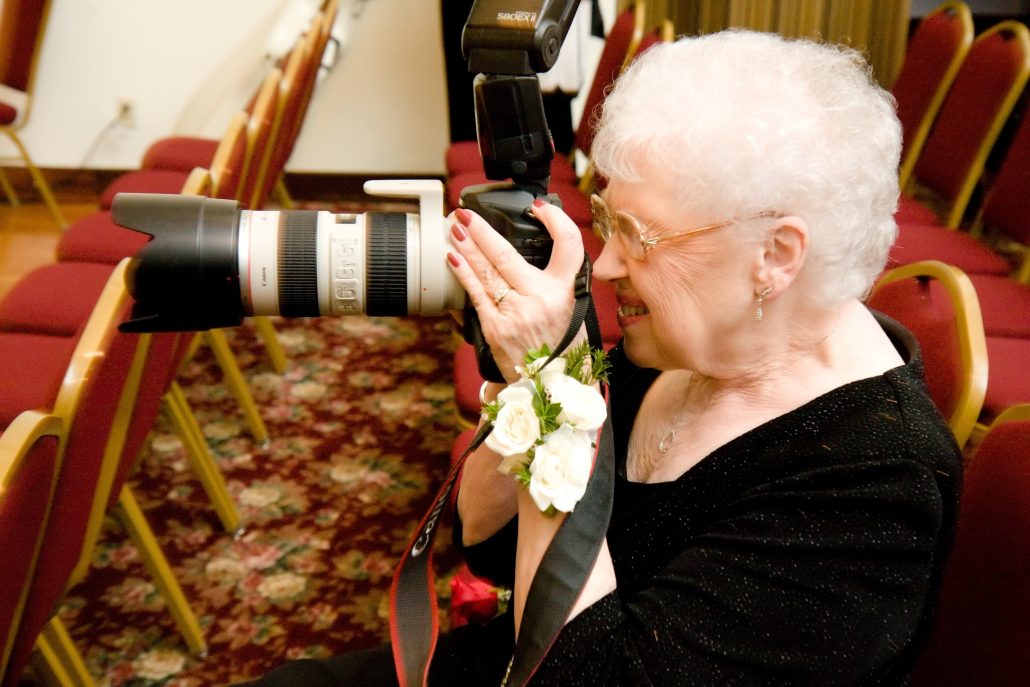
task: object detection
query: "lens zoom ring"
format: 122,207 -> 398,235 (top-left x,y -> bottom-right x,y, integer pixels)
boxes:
278,211 -> 320,317
367,213 -> 408,316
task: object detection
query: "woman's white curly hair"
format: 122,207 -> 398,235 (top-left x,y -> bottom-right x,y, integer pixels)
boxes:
590,30 -> 901,308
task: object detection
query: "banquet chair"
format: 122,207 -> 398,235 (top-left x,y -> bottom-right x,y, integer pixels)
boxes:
444,1 -> 647,190
0,260 -> 205,686
867,261 -> 988,449
3,171 -> 243,535
0,411 -> 62,685
909,404 -> 1030,687
0,0 -> 65,227
896,20 -> 1030,229
892,1 -> 973,190
887,98 -> 1030,282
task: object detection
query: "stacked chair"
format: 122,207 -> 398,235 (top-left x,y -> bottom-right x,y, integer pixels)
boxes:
0,0 -> 66,227
0,5 -> 337,685
909,404 -> 1030,687
882,7 -> 1030,436
447,4 -> 673,430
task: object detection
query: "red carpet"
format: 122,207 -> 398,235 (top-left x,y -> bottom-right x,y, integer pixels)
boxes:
54,314 -> 464,685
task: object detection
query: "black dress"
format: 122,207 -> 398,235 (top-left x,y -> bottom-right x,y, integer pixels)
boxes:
245,313 -> 963,686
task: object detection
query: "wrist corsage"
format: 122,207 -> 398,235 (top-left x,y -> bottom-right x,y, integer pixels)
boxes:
480,342 -> 609,515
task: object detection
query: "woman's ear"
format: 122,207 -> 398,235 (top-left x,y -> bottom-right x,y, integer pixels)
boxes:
752,216 -> 808,297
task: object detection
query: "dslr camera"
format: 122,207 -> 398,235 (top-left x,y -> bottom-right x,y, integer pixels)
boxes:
114,0 -> 581,378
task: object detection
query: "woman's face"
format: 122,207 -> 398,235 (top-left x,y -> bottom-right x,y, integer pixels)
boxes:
592,180 -> 762,375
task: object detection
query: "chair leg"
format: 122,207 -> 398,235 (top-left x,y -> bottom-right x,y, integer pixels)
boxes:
33,618 -> 94,687
163,381 -> 241,533
202,329 -> 269,445
0,166 -> 21,206
252,316 -> 287,375
114,486 -> 207,657
2,129 -> 68,228
272,175 -> 295,209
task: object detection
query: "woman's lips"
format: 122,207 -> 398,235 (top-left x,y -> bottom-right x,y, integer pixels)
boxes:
616,300 -> 648,328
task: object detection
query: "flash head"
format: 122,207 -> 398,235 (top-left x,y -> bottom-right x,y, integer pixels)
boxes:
462,0 -> 578,74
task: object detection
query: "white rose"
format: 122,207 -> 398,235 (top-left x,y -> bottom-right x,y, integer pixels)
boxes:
496,452 -> 529,477
525,356 -> 566,386
485,382 -> 540,457
546,376 -> 607,431
528,424 -> 593,513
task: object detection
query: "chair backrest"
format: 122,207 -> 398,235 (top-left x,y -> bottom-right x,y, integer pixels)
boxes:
0,0 -> 51,92
910,20 -> 1030,228
973,103 -> 1030,282
275,2 -> 339,176
867,260 -> 988,448
909,403 -> 1030,686
0,411 -> 61,684
573,2 -> 646,162
208,111 -> 248,200
237,67 -> 283,209
3,259 -> 141,685
892,1 -> 973,190
249,17 -> 320,209
577,18 -> 672,194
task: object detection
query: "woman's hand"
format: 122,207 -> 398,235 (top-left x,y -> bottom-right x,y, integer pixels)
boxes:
446,200 -> 586,382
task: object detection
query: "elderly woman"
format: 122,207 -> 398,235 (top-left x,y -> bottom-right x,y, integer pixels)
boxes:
244,29 -> 961,687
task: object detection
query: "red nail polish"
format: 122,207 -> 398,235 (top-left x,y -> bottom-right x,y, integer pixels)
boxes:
532,198 -> 547,208
455,208 -> 472,226
447,252 -> 461,267
451,223 -> 467,241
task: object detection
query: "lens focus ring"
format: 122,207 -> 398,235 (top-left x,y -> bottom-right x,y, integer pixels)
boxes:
367,213 -> 408,316
278,211 -> 320,317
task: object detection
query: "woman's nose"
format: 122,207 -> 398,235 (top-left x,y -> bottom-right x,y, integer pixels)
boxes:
591,236 -> 627,283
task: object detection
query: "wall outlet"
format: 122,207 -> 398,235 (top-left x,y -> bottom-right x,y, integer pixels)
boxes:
116,99 -> 135,128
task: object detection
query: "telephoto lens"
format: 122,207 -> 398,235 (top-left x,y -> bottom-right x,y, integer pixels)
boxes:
113,180 -> 466,332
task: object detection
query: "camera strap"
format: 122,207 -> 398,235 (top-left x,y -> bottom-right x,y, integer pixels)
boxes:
390,253 -> 610,687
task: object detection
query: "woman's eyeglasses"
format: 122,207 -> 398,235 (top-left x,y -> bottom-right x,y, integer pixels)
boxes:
590,194 -> 781,260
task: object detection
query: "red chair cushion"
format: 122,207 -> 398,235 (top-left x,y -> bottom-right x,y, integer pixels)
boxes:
56,211 -> 150,264
0,263 -> 114,336
983,337 -> 1030,416
887,223 -> 1012,276
0,101 -> 16,126
0,333 -> 77,427
981,106 -> 1030,245
141,136 -> 219,173
967,274 -> 1030,338
99,169 -> 190,210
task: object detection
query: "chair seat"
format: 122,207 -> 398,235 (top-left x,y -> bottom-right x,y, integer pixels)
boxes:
99,169 -> 190,209
0,263 -> 114,336
141,136 -> 219,172
887,223 -> 1012,276
984,336 -> 1030,416
895,195 -> 941,225
967,274 -> 1030,338
0,333 -> 77,427
56,211 -> 150,264
0,102 -> 17,126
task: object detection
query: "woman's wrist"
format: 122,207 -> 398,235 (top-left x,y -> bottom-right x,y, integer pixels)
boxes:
479,381 -> 506,406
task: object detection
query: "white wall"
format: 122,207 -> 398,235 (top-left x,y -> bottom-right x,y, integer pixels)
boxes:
3,0 -> 451,175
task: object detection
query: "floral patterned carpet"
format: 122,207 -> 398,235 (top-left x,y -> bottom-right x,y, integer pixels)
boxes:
53,314 -> 466,686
